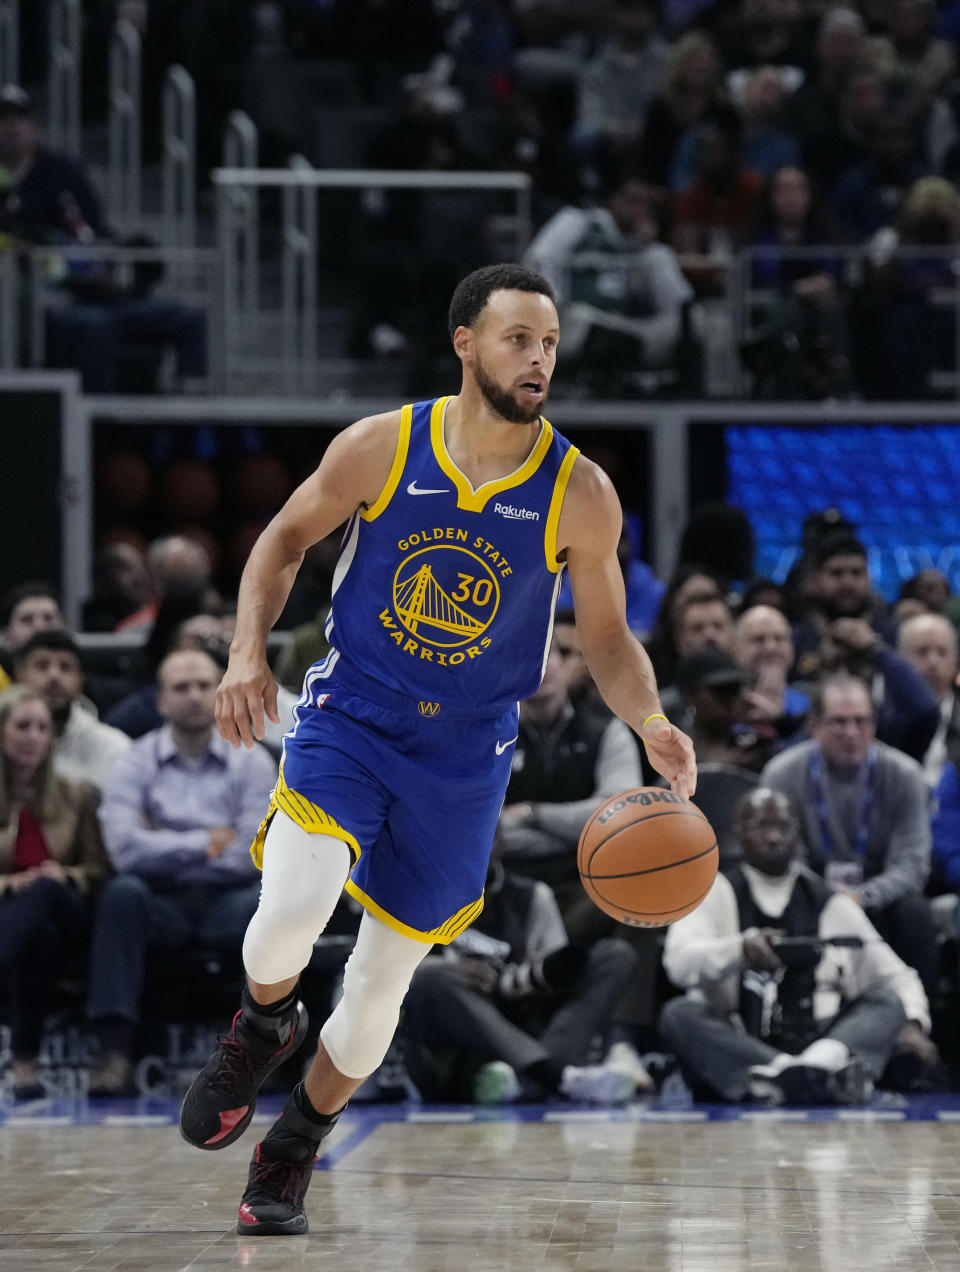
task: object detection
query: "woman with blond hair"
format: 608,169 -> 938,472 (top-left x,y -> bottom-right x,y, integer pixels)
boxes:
0,685 -> 109,1098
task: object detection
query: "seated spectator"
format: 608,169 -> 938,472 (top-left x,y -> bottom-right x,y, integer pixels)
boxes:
733,603 -> 810,750
799,63 -> 887,196
786,7 -> 869,175
897,613 -> 960,787
636,29 -> 729,191
660,787 -> 934,1104
496,634 -> 642,939
741,164 -> 850,400
81,541 -> 153,633
672,594 -> 736,664
0,86 -> 207,392
403,849 -> 639,1105
643,564 -> 726,685
0,580 -> 64,689
761,673 -> 939,1001
670,112 -> 765,266
13,630 -> 130,792
852,176 -> 960,399
116,534 -> 217,635
868,0 -> 956,113
0,685 -> 109,1098
663,647 -> 770,771
569,0 -> 669,184
790,533 -> 940,762
830,112 -> 927,243
524,172 -> 694,394
86,649 -> 277,1094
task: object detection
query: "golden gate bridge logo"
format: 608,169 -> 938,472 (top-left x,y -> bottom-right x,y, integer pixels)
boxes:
392,546 -> 500,648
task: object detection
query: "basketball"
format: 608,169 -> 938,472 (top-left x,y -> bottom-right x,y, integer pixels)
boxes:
578,787 -> 718,928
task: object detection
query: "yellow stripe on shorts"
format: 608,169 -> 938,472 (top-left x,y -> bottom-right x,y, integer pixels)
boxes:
344,880 -> 486,946
249,767 -> 361,870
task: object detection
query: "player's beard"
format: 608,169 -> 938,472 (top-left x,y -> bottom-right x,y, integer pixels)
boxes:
474,357 -> 544,425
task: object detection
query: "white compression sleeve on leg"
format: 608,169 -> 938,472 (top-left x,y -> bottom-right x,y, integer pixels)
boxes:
320,911 -> 431,1079
242,810 -> 352,985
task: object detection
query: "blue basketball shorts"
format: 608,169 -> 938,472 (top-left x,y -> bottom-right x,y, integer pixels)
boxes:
250,659 -> 519,943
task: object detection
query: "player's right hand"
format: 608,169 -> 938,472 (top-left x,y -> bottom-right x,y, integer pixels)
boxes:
215,652 -> 281,749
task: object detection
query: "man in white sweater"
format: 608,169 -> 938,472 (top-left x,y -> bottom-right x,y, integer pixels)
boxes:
660,787 -> 931,1105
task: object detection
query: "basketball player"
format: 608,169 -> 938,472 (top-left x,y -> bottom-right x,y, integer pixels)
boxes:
179,263 -> 697,1236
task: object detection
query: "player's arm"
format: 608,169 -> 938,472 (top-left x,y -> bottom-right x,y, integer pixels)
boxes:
558,456 -> 697,798
218,410 -> 402,747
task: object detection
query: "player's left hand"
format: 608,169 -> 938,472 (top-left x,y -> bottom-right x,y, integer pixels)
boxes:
641,716 -> 697,801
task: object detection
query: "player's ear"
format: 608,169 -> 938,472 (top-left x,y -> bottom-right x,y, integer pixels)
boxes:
452,324 -> 474,362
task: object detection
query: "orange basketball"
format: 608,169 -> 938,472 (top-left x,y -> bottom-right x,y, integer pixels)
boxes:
578,787 -> 718,928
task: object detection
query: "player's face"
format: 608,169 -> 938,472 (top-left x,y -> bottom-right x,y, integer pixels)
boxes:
468,289 -> 559,425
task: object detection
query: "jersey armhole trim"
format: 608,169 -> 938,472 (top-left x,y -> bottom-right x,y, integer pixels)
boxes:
360,404 -> 412,522
544,445 -> 580,573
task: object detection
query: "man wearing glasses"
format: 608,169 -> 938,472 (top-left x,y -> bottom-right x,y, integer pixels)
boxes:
760,673 -> 937,1025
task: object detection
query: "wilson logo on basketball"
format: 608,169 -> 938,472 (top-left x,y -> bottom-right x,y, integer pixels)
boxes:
597,788 -> 685,824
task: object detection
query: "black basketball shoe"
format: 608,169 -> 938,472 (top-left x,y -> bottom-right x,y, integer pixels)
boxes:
179,1000 -> 308,1150
237,1089 -> 341,1236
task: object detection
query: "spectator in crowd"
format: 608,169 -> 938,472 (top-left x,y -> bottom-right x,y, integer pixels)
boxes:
0,581 -> 64,689
760,673 -> 939,1001
741,164 -> 850,400
116,535 -> 217,634
731,64 -> 801,179
86,649 -> 277,1094
570,0 -> 670,183
852,176 -> 960,399
402,847 -> 639,1105
719,0 -> 807,77
897,613 -> 960,787
800,63 -> 887,195
0,86 -> 207,392
790,533 -> 939,762
733,603 -> 810,750
0,685 -> 109,1099
831,112 -> 928,243
869,0 -> 956,114
13,630 -> 130,792
895,568 -> 953,619
643,564 -> 726,686
670,113 -> 765,287
496,634 -> 642,940
636,29 -> 729,191
787,7 -> 868,164
672,593 -> 736,663
523,172 -> 694,393
663,647 -> 769,771
81,541 -> 154,633
660,787 -> 933,1104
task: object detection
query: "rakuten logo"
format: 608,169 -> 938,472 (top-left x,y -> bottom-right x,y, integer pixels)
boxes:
494,502 -> 539,521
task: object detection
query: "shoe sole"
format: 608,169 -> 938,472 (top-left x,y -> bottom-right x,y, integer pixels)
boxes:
179,1003 -> 309,1151
236,1212 -> 308,1236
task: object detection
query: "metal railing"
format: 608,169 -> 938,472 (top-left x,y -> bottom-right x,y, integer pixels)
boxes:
212,165 -> 533,392
162,64 -> 196,251
108,21 -> 142,233
48,0 -> 81,155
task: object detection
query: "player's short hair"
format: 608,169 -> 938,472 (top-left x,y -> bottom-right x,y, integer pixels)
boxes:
447,263 -> 555,337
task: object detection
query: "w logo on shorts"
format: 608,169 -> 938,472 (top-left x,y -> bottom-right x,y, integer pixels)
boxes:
418,701 -> 441,717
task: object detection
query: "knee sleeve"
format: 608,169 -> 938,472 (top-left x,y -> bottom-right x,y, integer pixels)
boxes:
320,913 -> 431,1079
242,811 -> 352,986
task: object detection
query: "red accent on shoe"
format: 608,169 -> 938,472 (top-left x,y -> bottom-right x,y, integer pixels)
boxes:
206,1105 -> 250,1145
238,1203 -> 259,1226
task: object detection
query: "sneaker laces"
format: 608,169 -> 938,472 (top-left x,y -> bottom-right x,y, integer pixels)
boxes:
246,1151 -> 316,1206
206,1013 -> 276,1088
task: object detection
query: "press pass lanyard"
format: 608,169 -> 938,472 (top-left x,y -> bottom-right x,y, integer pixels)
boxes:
808,743 -> 877,859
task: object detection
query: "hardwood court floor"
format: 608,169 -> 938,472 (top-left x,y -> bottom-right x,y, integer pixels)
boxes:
3,1095 -> 960,1271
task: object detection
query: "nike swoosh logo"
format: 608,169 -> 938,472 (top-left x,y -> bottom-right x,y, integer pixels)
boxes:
407,480 -> 451,496
495,736 -> 518,755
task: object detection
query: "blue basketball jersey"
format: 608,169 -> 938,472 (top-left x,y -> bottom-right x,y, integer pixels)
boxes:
319,395 -> 580,714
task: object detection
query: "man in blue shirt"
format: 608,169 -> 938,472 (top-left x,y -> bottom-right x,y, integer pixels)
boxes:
86,648 -> 277,1094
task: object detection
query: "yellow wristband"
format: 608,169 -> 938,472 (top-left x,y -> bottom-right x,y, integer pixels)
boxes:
642,712 -> 668,730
